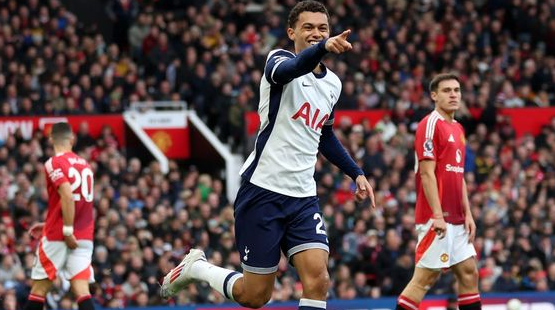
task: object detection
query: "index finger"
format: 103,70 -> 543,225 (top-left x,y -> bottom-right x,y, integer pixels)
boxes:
366,184 -> 375,208
340,29 -> 351,39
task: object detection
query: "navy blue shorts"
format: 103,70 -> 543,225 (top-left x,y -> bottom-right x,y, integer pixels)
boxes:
234,180 -> 329,274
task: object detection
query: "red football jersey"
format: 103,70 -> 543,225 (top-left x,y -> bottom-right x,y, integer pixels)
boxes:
414,110 -> 466,225
44,152 -> 94,240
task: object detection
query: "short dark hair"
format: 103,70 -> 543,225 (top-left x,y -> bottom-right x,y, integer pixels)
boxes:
50,122 -> 73,141
287,0 -> 329,29
429,73 -> 460,93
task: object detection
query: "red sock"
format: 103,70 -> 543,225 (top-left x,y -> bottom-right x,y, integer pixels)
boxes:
24,294 -> 45,310
77,294 -> 95,310
458,293 -> 481,310
396,295 -> 419,310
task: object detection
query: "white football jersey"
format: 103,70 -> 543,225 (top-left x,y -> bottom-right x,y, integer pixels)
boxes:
240,49 -> 342,197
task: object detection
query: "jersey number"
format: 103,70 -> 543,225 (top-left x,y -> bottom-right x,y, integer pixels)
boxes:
313,213 -> 327,235
68,167 -> 94,202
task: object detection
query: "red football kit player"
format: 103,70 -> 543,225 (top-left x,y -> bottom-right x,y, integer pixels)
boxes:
414,110 -> 466,226
396,74 -> 482,310
26,123 -> 96,310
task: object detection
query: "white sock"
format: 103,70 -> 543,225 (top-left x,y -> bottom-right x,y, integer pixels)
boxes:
299,298 -> 327,309
190,260 -> 243,300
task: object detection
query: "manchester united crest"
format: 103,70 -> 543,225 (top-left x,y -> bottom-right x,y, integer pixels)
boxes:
440,253 -> 449,263
152,131 -> 172,153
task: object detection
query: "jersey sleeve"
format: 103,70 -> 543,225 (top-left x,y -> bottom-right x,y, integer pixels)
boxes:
414,118 -> 436,161
264,41 -> 328,85
318,124 -> 364,180
44,157 -> 69,188
264,49 -> 295,84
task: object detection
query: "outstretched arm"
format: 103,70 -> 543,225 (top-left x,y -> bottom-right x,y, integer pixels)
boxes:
266,30 -> 353,84
267,41 -> 328,85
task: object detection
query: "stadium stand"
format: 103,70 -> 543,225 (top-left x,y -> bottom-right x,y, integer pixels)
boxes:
0,0 -> 555,308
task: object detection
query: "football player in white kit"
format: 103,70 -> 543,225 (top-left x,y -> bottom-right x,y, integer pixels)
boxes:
160,2 -> 375,309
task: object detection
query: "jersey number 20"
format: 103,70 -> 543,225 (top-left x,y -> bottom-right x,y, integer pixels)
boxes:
68,167 -> 94,202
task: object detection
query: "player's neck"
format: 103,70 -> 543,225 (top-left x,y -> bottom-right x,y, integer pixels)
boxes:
313,64 -> 323,74
53,145 -> 71,155
435,108 -> 455,122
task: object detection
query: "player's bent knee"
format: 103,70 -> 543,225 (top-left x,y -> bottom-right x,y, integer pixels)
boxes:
238,291 -> 272,309
235,281 -> 273,308
459,268 -> 479,288
301,270 -> 330,297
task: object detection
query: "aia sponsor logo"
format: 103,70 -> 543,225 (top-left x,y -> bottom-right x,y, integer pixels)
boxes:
291,102 -> 329,131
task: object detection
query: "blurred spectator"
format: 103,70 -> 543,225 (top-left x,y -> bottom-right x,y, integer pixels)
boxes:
105,0 -> 139,51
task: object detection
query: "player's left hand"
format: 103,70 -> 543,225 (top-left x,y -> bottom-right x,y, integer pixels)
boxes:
28,222 -> 45,239
64,234 -> 78,250
464,214 -> 476,243
354,175 -> 375,208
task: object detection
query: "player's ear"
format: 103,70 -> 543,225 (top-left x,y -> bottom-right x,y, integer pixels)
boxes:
430,91 -> 437,102
287,27 -> 295,41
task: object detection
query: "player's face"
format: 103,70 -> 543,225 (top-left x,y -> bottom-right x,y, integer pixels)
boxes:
287,11 -> 329,54
431,79 -> 461,114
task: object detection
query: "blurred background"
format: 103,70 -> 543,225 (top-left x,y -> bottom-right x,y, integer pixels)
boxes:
1,0 -> 555,309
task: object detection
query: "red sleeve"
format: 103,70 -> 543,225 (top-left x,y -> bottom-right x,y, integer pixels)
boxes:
44,157 -> 70,188
414,117 -> 437,162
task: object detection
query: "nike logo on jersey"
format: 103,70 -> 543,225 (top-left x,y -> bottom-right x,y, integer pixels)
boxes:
302,81 -> 312,87
448,134 -> 455,142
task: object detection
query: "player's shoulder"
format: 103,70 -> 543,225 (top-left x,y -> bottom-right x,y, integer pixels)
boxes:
418,110 -> 444,126
44,157 -> 54,171
416,111 -> 444,136
267,49 -> 295,61
44,155 -> 68,176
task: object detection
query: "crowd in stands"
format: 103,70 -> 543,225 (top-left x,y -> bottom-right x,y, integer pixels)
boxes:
1,0 -> 555,148
1,0 -> 555,309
